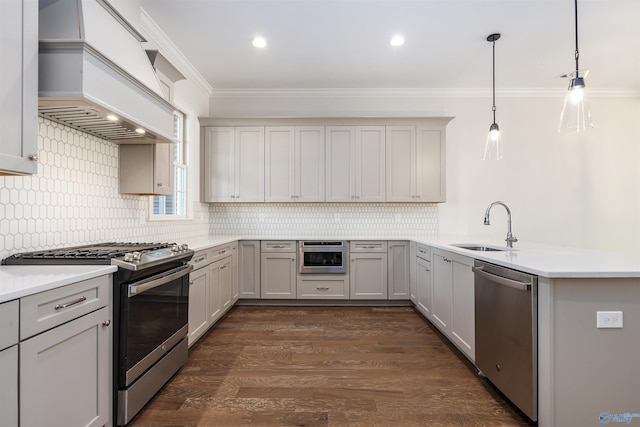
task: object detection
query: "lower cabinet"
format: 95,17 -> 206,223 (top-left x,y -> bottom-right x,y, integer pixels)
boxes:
388,241 -> 409,299
409,241 -> 418,304
297,275 -> 349,299
431,248 -> 475,361
188,263 -> 210,345
19,275 -> 112,427
261,252 -> 297,299
0,299 -> 19,427
415,244 -> 432,319
239,240 -> 261,298
350,241 -> 388,299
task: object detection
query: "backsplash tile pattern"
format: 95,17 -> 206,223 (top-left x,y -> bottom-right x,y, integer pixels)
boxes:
0,119 -> 438,260
208,203 -> 438,237
0,119 -> 209,260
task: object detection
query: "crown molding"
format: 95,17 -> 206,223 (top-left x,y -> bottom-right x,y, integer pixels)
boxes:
210,87 -> 640,99
140,8 -> 213,97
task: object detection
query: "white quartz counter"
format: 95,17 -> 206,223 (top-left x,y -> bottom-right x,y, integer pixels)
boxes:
0,265 -> 117,303
187,235 -> 640,279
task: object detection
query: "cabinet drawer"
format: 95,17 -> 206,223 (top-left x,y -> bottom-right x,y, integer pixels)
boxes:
416,244 -> 431,260
190,249 -> 211,269
350,241 -> 388,252
297,276 -> 349,299
210,244 -> 233,262
20,275 -> 111,340
261,241 -> 296,252
0,300 -> 18,350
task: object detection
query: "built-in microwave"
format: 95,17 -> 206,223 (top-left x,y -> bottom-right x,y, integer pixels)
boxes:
298,241 -> 348,274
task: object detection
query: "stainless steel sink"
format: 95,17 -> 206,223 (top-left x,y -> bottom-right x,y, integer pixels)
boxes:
451,244 -> 507,252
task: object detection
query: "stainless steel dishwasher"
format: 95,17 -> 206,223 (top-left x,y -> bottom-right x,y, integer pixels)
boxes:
473,260 -> 538,421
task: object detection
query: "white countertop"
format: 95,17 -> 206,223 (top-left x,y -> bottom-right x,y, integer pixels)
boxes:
0,265 -> 117,303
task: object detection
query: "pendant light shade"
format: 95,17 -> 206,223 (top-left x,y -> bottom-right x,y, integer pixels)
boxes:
558,0 -> 593,132
484,33 -> 502,161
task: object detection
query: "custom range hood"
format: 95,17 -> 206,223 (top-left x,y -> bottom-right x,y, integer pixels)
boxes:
38,0 -> 175,144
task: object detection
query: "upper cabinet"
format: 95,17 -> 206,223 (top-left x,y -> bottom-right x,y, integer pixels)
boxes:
0,0 -> 38,175
386,125 -> 446,202
265,126 -> 325,202
119,143 -> 173,195
203,127 -> 265,203
325,126 -> 385,202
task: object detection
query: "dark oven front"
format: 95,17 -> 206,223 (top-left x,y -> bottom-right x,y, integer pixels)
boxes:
298,241 -> 348,274
115,263 -> 192,425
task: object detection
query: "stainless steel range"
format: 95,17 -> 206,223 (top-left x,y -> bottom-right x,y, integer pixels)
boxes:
3,242 -> 194,426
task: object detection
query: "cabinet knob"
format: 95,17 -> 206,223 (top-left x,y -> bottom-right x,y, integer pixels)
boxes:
157,182 -> 163,186
102,320 -> 111,327
29,154 -> 39,162
189,281 -> 194,285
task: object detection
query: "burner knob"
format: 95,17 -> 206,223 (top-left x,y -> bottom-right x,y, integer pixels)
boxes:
171,244 -> 180,252
123,253 -> 134,262
181,244 -> 189,251
132,252 -> 142,261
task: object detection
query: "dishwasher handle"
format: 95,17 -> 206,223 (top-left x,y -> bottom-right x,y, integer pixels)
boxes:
472,266 -> 532,291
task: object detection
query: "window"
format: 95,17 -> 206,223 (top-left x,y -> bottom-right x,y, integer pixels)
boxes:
151,111 -> 187,219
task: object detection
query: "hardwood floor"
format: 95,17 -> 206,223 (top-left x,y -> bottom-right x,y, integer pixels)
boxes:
129,306 -> 535,426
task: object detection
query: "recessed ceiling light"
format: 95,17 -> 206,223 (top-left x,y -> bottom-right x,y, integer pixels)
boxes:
106,114 -> 118,121
135,128 -> 146,135
252,37 -> 267,48
390,35 -> 405,47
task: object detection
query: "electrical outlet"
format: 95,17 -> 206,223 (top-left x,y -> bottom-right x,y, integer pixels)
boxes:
597,311 -> 623,328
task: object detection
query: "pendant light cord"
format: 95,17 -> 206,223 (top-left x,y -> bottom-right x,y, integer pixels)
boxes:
574,0 -> 580,76
492,38 -> 496,124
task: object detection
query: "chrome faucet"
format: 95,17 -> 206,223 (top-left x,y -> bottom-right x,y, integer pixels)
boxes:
484,201 -> 518,248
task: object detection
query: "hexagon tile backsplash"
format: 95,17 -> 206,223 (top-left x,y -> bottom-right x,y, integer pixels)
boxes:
0,119 -> 438,260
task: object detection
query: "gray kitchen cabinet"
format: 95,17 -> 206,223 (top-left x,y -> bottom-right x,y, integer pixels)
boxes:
231,242 -> 239,303
350,241 -> 388,299
203,127 -> 265,202
188,249 -> 211,346
239,240 -> 261,298
388,241 -> 410,300
296,274 -> 349,299
431,248 -> 475,361
0,300 -> 19,427
208,243 -> 233,324
0,0 -> 38,176
409,241 -> 418,304
119,143 -> 174,195
261,241 -> 297,299
19,276 -> 112,427
385,125 -> 446,202
265,126 -> 325,202
415,244 -> 432,319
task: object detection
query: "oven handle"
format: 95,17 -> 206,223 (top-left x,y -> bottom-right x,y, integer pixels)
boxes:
472,266 -> 532,291
128,264 -> 194,297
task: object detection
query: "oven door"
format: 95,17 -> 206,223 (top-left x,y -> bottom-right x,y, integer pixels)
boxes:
118,264 -> 192,387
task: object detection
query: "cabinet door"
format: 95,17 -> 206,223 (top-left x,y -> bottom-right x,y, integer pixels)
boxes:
20,307 -> 110,427
325,126 -> 355,202
451,254 -> 475,360
350,253 -> 388,299
203,127 -> 235,202
385,126 -> 416,202
355,126 -> 385,202
416,256 -> 432,318
235,127 -> 265,202
416,126 -> 445,202
231,243 -> 239,303
388,241 -> 409,300
209,259 -> 223,323
119,144 -> 173,195
265,126 -> 295,202
239,240 -> 261,298
220,256 -> 233,311
154,142 -> 174,195
0,0 -> 38,175
188,266 -> 209,346
409,242 -> 417,304
261,252 -> 297,299
0,346 -> 18,427
432,251 -> 453,333
296,126 -> 325,202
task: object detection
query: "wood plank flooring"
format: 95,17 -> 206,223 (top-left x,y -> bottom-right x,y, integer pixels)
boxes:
129,306 -> 535,426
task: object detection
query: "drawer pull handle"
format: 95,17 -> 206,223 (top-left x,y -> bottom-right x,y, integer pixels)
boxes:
218,250 -> 227,254
271,245 -> 286,248
54,296 -> 86,310
316,287 -> 330,291
362,245 -> 377,249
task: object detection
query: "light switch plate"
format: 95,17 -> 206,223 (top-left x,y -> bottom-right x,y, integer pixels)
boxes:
597,311 -> 623,328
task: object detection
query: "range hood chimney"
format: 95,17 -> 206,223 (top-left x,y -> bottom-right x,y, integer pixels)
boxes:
38,0 -> 176,144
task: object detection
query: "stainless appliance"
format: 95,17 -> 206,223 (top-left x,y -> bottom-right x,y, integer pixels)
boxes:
2,242 -> 194,426
298,241 -> 348,274
473,260 -> 538,421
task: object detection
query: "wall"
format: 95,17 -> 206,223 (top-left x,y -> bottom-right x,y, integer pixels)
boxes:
210,91 -> 640,255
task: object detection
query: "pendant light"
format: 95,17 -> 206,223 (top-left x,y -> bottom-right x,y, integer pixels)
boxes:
558,0 -> 593,132
484,33 -> 502,161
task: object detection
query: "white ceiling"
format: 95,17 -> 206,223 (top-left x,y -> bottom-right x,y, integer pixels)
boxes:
140,0 -> 640,92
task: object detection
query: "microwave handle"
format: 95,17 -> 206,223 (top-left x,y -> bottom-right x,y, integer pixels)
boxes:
128,264 -> 194,297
